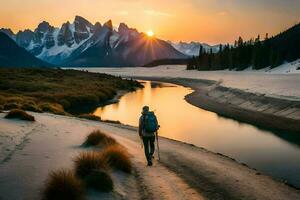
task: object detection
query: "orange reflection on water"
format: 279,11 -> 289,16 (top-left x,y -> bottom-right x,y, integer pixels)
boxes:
94,81 -> 255,148
94,81 -> 300,187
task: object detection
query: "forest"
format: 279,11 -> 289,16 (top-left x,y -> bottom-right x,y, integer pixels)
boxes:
187,23 -> 300,71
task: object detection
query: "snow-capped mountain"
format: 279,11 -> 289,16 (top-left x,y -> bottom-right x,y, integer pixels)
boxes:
169,41 -> 220,56
1,16 -> 186,67
12,16 -> 97,64
0,32 -> 50,67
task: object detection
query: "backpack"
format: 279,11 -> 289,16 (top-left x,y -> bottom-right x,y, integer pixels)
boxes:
143,111 -> 158,133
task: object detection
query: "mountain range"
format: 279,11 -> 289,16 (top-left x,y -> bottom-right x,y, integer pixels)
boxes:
0,32 -> 50,67
0,16 -> 187,67
168,41 -> 220,56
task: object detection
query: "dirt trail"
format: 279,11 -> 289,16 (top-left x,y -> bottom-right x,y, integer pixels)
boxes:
100,123 -> 300,200
107,133 -> 204,200
1,113 -> 300,200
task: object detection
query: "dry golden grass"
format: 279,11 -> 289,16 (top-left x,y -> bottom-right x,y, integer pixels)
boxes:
100,145 -> 132,174
0,68 -> 141,115
38,103 -> 66,115
21,102 -> 42,112
85,170 -> 114,192
84,130 -> 116,147
5,109 -> 35,121
42,169 -> 85,200
74,151 -> 107,178
3,102 -> 21,110
78,114 -> 101,121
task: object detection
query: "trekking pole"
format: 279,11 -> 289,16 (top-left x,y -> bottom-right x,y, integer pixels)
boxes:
156,131 -> 161,161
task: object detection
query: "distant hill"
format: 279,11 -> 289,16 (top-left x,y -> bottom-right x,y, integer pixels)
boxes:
0,33 -> 51,67
187,23 -> 300,71
0,16 -> 186,67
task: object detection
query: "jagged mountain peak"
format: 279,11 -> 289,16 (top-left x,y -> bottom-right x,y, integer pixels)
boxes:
118,23 -> 129,30
0,28 -> 14,36
35,21 -> 53,33
94,22 -> 102,29
103,20 -> 113,30
75,15 -> 88,23
1,16 -> 186,67
0,28 -> 15,40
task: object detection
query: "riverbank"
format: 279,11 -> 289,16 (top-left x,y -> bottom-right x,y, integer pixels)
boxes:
133,76 -> 300,134
1,112 -> 300,200
0,68 -> 142,115
81,65 -> 300,134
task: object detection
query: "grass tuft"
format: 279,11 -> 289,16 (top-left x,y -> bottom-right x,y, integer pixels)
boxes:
101,119 -> 121,124
3,102 -> 20,110
21,102 -> 41,112
39,103 -> 65,115
78,114 -> 101,121
5,109 -> 35,121
74,151 -> 107,178
85,170 -> 113,192
84,130 -> 116,147
42,169 -> 85,200
101,145 -> 132,173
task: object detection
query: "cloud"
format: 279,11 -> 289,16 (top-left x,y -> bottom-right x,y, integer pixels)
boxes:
143,10 -> 172,17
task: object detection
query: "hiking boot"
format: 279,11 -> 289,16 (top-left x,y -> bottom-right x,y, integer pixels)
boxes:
147,160 -> 153,166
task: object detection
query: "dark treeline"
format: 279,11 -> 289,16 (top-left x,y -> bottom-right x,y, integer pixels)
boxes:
143,58 -> 188,67
187,23 -> 300,71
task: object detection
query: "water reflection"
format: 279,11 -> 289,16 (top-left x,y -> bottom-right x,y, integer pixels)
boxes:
94,81 -> 300,187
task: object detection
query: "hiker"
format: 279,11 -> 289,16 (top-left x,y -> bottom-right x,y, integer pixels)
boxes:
139,106 -> 159,166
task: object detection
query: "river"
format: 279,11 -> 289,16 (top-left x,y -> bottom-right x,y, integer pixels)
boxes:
94,80 -> 300,188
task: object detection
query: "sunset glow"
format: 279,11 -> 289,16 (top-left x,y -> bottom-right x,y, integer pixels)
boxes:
0,0 -> 299,44
146,30 -> 154,37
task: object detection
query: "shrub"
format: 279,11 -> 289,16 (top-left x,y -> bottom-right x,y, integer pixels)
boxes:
101,119 -> 121,124
21,102 -> 41,112
0,68 -> 141,116
85,170 -> 113,192
39,103 -> 65,115
101,145 -> 132,173
3,102 -> 20,110
0,96 -> 5,105
84,130 -> 116,147
42,169 -> 85,200
78,114 -> 101,121
74,151 -> 107,178
5,109 -> 35,121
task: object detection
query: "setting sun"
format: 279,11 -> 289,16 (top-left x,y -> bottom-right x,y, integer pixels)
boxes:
146,30 -> 154,37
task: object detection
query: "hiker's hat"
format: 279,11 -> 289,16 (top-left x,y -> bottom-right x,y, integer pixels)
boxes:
142,106 -> 149,114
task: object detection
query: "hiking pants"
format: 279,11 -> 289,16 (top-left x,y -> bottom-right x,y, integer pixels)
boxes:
142,136 -> 155,162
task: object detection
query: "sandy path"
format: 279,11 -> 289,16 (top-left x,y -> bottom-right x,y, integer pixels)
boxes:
102,124 -> 300,200
0,113 -> 203,200
102,127 -> 203,200
1,112 -> 299,200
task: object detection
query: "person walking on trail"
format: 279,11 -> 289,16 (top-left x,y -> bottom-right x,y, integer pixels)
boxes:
139,106 -> 159,166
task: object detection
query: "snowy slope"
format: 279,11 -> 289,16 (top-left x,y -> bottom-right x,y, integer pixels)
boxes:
78,60 -> 300,99
169,41 -> 220,56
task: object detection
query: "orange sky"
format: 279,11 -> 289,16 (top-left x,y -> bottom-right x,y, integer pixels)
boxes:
0,0 -> 299,44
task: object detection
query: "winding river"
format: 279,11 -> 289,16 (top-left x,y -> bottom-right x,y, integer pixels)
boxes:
94,80 -> 300,188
